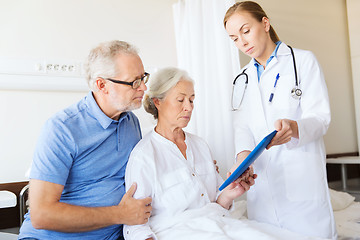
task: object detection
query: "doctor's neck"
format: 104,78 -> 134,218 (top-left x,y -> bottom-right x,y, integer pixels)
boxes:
255,40 -> 277,68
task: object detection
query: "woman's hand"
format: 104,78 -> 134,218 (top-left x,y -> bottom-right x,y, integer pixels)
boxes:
216,172 -> 255,209
217,169 -> 257,210
226,170 -> 256,194
267,119 -> 299,149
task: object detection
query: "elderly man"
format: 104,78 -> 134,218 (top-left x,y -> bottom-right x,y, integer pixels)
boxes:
19,40 -> 152,240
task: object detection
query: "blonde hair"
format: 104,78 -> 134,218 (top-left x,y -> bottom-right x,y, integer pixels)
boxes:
144,67 -> 193,119
223,1 -> 279,43
84,40 -> 138,91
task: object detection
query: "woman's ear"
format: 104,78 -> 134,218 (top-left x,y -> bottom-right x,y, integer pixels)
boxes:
262,17 -> 271,32
95,77 -> 108,93
153,98 -> 160,108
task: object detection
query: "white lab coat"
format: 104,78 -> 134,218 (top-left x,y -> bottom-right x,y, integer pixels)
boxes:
233,42 -> 336,239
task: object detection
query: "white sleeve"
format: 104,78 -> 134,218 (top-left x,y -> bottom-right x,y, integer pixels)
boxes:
123,152 -> 157,240
233,108 -> 255,157
215,172 -> 224,201
287,51 -> 330,148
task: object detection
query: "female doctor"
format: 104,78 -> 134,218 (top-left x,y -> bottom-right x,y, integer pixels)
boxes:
223,1 -> 336,239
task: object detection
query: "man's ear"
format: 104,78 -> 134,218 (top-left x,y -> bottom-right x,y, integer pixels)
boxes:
262,16 -> 271,32
95,77 -> 108,93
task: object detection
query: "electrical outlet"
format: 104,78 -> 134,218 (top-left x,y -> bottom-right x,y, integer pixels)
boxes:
43,61 -> 82,77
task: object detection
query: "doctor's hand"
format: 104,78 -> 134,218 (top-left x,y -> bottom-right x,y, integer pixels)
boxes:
116,183 -> 152,225
267,119 -> 299,149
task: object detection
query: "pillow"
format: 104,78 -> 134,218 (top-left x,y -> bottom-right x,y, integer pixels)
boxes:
329,188 -> 355,211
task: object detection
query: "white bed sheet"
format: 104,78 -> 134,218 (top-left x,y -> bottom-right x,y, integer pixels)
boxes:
333,201 -> 360,240
149,202 -> 323,240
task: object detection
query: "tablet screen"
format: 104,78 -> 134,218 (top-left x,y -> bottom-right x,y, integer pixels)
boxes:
219,130 -> 277,191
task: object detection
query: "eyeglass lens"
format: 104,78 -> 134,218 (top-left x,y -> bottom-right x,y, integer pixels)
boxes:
132,74 -> 149,89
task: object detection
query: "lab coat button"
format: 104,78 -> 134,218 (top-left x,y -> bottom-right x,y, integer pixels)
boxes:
192,173 -> 195,176
201,193 -> 204,196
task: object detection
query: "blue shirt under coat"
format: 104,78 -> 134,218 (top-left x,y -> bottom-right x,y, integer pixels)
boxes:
254,41 -> 282,81
19,91 -> 142,240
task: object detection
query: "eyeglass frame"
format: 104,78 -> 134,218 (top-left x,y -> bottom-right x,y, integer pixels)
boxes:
102,72 -> 150,89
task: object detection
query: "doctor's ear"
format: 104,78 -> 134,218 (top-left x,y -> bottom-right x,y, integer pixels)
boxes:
262,17 -> 271,32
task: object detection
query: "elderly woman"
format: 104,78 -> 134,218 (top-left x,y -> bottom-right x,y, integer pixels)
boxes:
123,68 -> 309,240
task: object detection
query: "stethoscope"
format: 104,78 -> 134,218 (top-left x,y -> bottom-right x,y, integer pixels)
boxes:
231,45 -> 302,110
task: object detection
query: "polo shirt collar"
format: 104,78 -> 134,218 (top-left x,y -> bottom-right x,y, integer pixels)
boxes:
85,91 -> 129,129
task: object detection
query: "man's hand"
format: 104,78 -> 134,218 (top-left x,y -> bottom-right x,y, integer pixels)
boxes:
213,160 -> 219,173
29,179 -> 153,232
116,183 -> 152,225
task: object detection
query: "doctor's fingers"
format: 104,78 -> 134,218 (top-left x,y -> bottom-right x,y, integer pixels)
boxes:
268,134 -> 291,149
274,118 -> 291,131
273,131 -> 292,145
268,125 -> 292,148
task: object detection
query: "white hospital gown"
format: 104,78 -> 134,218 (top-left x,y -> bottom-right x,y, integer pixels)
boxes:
123,129 -> 223,240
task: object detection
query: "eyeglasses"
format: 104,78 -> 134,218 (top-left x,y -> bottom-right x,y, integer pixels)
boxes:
104,72 -> 150,89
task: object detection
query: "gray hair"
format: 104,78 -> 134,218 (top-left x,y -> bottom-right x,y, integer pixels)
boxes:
144,67 -> 194,119
84,40 -> 138,91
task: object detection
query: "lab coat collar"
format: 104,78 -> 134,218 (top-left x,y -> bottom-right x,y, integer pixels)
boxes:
276,42 -> 292,56
249,42 -> 290,67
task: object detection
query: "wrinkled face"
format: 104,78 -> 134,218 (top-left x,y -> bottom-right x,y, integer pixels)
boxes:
105,53 -> 147,117
156,80 -> 195,129
225,12 -> 271,60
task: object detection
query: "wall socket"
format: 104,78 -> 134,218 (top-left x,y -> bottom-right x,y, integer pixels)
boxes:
39,61 -> 83,77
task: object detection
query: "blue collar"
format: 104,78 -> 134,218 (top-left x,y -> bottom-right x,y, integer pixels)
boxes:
85,91 -> 129,129
254,41 -> 282,81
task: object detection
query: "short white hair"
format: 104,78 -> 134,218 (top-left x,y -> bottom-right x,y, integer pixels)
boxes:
84,40 -> 138,91
143,67 -> 194,119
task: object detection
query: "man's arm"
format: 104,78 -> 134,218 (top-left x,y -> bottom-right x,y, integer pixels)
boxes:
30,179 -> 152,232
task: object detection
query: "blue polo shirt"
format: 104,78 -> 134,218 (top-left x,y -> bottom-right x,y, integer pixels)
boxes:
254,41 -> 282,81
19,92 -> 142,240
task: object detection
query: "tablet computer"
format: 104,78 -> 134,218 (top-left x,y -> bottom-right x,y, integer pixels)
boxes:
219,130 -> 277,191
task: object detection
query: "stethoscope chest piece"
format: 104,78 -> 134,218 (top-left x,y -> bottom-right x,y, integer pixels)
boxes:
291,87 -> 302,99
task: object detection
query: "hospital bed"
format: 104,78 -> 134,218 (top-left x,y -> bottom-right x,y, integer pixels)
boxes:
0,191 -> 18,240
